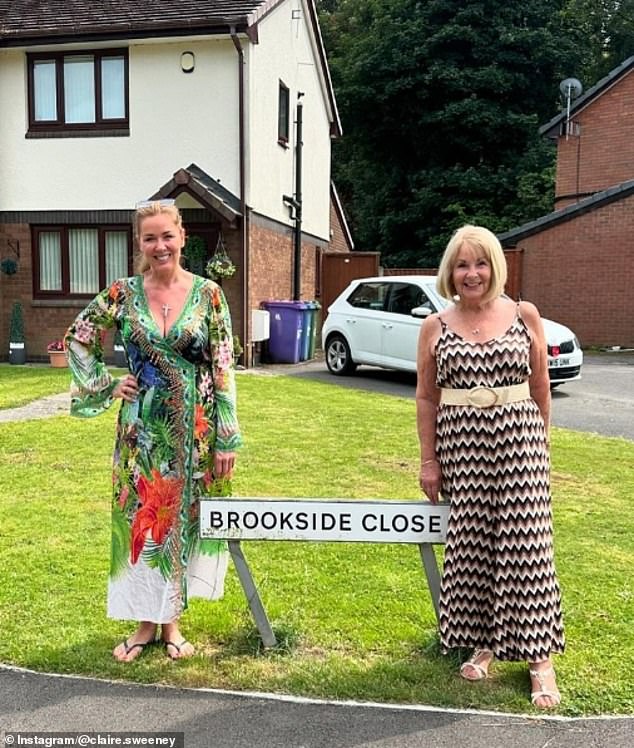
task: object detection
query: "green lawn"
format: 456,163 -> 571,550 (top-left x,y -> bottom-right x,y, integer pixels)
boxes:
0,364 -> 632,716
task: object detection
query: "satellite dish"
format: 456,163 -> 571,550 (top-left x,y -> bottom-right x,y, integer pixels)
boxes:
559,78 -> 583,99
559,78 -> 583,139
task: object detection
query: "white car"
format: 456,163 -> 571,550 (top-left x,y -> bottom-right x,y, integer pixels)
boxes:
321,276 -> 582,387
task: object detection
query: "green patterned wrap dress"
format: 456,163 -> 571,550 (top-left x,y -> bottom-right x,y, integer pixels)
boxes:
65,275 -> 242,623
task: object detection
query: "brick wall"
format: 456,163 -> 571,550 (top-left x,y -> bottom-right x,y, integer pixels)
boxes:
512,195 -> 634,348
555,69 -> 634,207
329,200 -> 352,254
0,223 -> 84,363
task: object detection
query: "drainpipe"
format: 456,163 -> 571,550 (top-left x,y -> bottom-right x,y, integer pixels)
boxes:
231,26 -> 249,366
283,95 -> 304,301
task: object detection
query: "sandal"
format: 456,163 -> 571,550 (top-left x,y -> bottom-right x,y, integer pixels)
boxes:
530,665 -> 561,708
163,639 -> 194,660
114,637 -> 155,662
460,648 -> 494,681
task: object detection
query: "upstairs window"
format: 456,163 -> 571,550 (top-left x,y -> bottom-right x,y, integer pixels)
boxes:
278,80 -> 290,145
33,226 -> 132,298
28,49 -> 128,135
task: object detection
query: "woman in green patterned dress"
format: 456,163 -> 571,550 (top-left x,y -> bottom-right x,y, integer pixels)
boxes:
65,201 -> 241,662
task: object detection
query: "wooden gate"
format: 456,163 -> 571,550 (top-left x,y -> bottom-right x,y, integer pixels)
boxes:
319,251 -> 380,318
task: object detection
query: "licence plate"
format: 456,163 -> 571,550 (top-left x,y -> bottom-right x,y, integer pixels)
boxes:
550,357 -> 571,368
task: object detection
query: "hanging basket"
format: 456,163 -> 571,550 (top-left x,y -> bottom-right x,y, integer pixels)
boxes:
206,234 -> 236,280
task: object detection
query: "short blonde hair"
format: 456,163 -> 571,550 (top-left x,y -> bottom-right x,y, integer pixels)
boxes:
134,201 -> 185,274
436,224 -> 507,303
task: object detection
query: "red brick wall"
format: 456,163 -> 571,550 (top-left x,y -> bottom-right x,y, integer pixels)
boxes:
329,200 -> 352,254
0,223 -> 88,363
555,69 -> 634,207
512,196 -> 634,347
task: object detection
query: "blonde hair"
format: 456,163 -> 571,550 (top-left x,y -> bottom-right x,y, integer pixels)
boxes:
133,201 -> 185,274
436,224 -> 507,304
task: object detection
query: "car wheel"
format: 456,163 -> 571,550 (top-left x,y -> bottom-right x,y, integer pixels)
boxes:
325,335 -> 357,375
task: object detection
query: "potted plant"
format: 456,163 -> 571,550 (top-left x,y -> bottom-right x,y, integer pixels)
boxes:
47,339 -> 68,367
8,301 -> 26,365
113,328 -> 127,368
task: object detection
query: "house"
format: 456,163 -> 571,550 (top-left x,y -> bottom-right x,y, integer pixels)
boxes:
0,0 -> 353,366
499,57 -> 634,349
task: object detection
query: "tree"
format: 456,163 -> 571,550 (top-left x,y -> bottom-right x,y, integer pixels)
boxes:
319,0 -> 587,265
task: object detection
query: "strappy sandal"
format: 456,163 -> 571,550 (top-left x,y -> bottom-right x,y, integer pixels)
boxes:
530,666 -> 561,708
163,639 -> 193,660
459,648 -> 494,681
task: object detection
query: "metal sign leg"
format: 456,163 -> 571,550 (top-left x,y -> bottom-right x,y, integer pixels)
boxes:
228,540 -> 277,648
418,543 -> 442,626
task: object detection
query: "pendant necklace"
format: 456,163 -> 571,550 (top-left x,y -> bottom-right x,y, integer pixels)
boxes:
161,303 -> 171,336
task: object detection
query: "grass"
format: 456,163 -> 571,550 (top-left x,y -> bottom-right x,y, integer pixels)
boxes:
0,364 -> 633,716
0,365 -> 71,409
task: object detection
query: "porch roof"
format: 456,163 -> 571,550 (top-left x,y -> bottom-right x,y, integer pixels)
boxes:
151,164 -> 243,227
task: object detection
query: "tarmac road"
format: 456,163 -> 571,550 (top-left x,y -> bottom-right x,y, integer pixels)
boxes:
2,666 -> 633,748
283,351 -> 634,441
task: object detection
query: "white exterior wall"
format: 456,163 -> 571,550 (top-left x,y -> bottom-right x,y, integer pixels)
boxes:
247,0 -> 332,240
0,39 -> 240,210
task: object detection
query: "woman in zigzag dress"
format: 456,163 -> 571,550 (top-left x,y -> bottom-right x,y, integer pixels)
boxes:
416,224 -> 564,709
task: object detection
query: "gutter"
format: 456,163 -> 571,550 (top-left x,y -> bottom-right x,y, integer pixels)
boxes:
230,26 -> 249,367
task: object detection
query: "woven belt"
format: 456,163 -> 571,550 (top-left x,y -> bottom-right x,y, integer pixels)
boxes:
440,381 -> 530,408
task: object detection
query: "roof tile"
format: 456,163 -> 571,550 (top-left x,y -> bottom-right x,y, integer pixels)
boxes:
0,1 -> 269,41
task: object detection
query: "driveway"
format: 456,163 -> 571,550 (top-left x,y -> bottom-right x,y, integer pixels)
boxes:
279,351 -> 634,441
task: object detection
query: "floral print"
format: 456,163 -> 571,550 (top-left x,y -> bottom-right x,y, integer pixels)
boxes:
65,275 -> 241,622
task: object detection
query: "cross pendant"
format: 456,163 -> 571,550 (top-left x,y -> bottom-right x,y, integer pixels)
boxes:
161,303 -> 171,320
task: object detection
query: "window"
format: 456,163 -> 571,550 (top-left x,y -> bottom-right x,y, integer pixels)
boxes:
347,282 -> 389,311
34,226 -> 131,298
28,49 -> 128,134
278,80 -> 290,145
386,283 -> 430,316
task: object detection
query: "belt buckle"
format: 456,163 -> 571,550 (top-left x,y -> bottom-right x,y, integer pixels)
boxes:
467,386 -> 499,408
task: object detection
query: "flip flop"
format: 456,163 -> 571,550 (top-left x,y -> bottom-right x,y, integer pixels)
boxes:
163,639 -> 193,660
116,638 -> 156,661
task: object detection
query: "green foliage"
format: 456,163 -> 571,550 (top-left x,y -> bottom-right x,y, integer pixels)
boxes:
182,235 -> 207,277
1,258 -> 18,275
562,0 -> 634,82
318,0 -> 592,265
9,301 -> 25,343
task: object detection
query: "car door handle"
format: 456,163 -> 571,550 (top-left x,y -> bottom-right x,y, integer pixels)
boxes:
382,323 -> 393,329
345,318 -> 356,324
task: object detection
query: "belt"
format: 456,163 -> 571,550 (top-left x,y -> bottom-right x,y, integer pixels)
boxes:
440,381 -> 530,408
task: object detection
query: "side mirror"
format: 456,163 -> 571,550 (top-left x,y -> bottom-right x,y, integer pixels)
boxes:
411,305 -> 432,318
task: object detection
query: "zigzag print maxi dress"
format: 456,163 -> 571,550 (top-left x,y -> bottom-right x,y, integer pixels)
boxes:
435,313 -> 565,662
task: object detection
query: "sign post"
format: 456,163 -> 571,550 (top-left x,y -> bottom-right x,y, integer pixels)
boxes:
200,498 -> 449,648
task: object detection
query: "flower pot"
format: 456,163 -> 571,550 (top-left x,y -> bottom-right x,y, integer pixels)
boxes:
9,342 -> 26,365
48,350 -> 68,368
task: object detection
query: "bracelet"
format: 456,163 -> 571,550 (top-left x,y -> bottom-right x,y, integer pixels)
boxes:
422,458 -> 438,466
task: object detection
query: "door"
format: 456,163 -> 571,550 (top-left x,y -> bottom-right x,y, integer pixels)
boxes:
381,282 -> 436,371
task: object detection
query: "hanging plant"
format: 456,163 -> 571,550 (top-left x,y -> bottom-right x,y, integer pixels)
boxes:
206,233 -> 236,280
1,258 -> 18,275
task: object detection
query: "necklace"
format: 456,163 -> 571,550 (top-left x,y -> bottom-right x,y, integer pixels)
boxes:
472,327 -> 480,335
161,303 -> 171,319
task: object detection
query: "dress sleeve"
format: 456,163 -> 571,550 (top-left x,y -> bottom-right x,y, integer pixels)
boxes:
64,282 -> 121,418
209,284 -> 242,452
